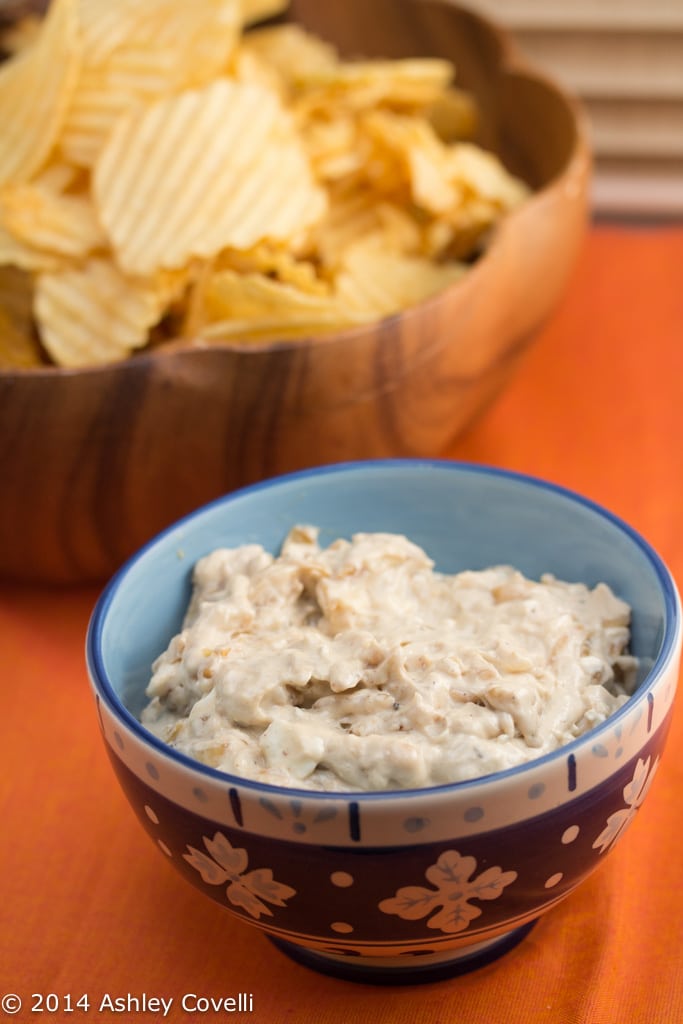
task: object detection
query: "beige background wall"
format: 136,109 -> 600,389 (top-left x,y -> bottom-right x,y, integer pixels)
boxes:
462,0 -> 683,218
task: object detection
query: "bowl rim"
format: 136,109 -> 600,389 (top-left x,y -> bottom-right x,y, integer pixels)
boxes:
86,458 -> 681,803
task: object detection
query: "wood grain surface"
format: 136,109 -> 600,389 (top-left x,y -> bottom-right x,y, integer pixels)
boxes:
0,0 -> 590,583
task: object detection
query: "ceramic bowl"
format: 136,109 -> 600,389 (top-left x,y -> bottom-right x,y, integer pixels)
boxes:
0,0 -> 591,584
86,460 -> 681,985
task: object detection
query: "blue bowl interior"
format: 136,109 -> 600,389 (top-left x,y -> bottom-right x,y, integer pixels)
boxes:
90,461 -> 676,722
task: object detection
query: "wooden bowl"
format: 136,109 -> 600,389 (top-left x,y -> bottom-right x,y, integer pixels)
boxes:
0,0 -> 591,584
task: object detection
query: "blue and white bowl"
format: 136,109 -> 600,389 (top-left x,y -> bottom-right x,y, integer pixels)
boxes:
86,460 -> 681,984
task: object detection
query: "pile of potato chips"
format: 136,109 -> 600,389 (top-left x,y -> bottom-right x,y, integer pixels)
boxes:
0,0 -> 529,368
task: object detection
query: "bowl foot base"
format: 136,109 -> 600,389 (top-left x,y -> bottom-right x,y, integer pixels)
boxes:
267,921 -> 536,985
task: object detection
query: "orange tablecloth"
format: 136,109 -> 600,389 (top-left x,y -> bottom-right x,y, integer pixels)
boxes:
2,224 -> 682,1024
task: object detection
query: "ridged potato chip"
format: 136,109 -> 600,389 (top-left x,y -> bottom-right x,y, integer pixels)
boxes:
60,50 -> 182,169
334,239 -> 466,319
198,268 -> 366,342
34,257 -> 168,367
446,143 -> 531,208
76,0 -> 237,64
297,110 -> 357,178
361,110 -> 458,214
312,175 -> 423,270
313,177 -> 387,269
218,242 -> 328,295
1,178 -> 106,259
295,57 -> 454,116
93,78 -> 326,276
0,217 -> 61,272
60,0 -> 242,167
0,0 -> 81,186
240,24 -> 338,90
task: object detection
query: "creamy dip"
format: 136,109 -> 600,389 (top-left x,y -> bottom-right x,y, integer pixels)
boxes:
141,527 -> 638,790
